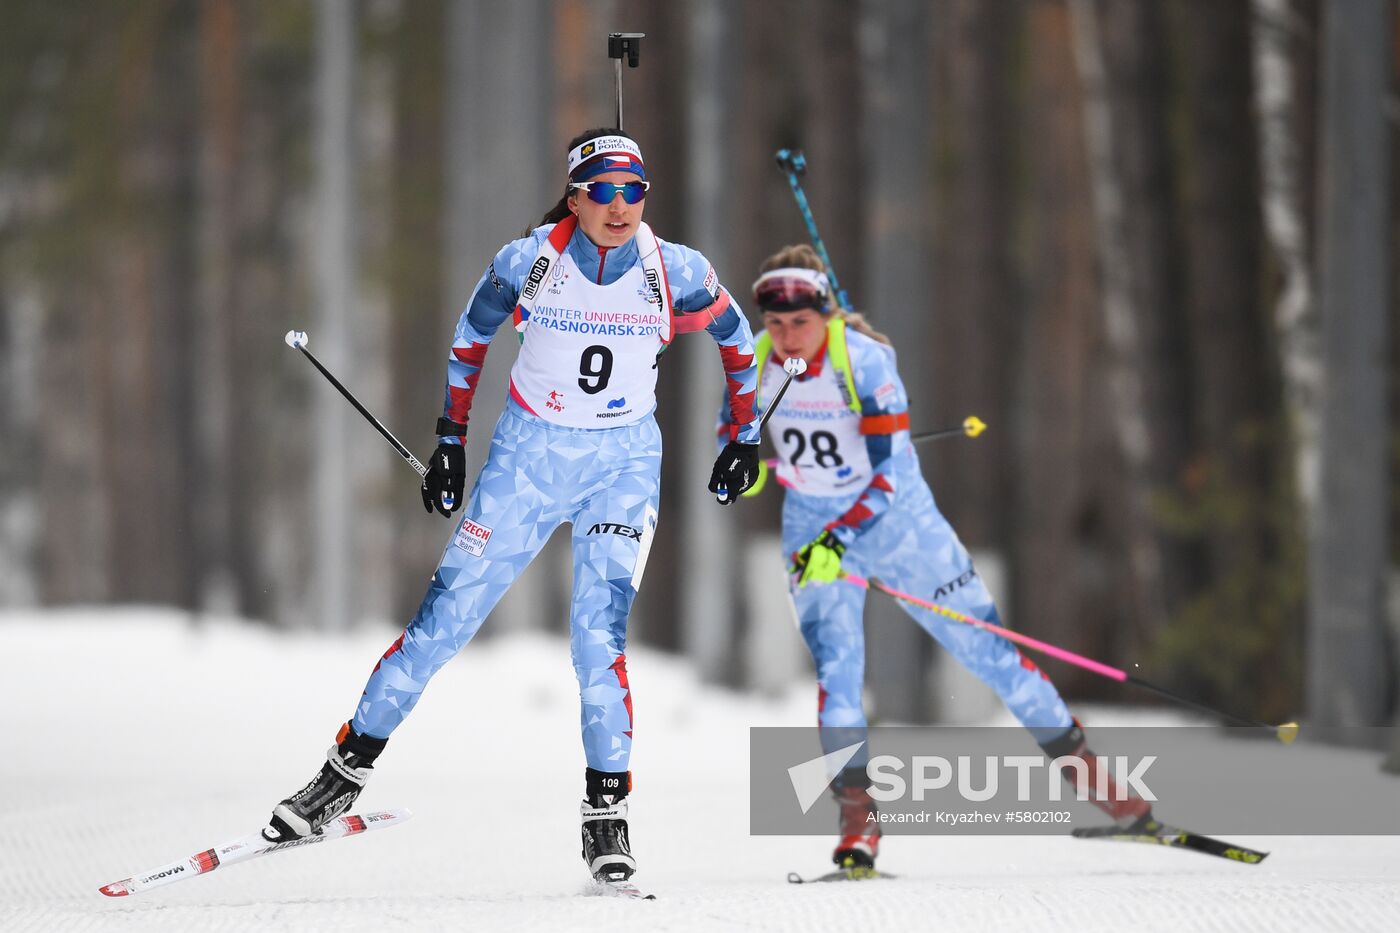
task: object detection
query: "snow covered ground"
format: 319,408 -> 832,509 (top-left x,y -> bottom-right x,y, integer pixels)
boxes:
2,608 -> 1397,932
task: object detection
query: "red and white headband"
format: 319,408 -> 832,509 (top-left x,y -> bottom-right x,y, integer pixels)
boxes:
752,267 -> 831,312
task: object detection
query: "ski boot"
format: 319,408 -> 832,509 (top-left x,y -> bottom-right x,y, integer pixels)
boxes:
264,723 -> 387,842
1039,719 -> 1154,828
580,768 -> 636,881
832,768 -> 882,874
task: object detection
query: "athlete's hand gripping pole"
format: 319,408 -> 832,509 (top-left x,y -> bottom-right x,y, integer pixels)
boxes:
840,571 -> 1300,744
713,356 -> 807,504
284,330 -> 454,511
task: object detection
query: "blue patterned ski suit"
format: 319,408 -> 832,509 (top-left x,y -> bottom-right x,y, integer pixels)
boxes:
352,220 -> 759,772
721,321 -> 1075,759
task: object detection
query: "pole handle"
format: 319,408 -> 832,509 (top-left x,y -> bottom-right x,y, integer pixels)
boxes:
716,357 -> 805,503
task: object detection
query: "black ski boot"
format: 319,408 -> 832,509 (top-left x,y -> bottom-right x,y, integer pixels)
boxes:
264,724 -> 387,842
580,768 -> 636,881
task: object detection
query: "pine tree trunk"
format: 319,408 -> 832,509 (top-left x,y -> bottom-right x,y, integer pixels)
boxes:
1308,0 -> 1394,742
101,0 -> 197,609
194,0 -> 241,616
928,0 -> 1019,552
388,0 -> 448,622
1017,0 -> 1108,696
311,0 -> 355,631
1252,0 -> 1321,509
859,0 -> 935,721
676,0 -> 741,672
1068,0 -> 1171,652
445,0 -> 556,636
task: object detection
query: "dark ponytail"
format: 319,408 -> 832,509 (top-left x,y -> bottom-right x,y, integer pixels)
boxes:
524,187 -> 573,238
521,126 -> 639,238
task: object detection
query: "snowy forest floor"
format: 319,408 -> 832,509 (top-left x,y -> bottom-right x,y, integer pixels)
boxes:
2,609 -> 1398,932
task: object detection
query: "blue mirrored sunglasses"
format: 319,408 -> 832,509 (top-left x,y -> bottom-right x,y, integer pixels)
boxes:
569,180 -> 650,205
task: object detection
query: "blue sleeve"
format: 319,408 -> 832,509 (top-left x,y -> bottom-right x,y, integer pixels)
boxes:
662,240 -> 760,445
825,334 -> 908,545
440,231 -> 545,440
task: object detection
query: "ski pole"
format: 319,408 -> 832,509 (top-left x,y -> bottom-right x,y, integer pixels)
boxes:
912,415 -> 986,444
608,33 -> 644,130
284,330 -> 449,506
840,571 -> 1300,744
717,356 -> 807,503
755,414 -> 986,472
774,148 -> 851,312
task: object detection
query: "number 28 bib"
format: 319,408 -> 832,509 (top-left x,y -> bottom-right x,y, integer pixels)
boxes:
762,355 -> 873,495
509,220 -> 672,428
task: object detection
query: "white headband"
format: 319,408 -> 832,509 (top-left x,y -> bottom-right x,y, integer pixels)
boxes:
567,135 -> 645,175
751,267 -> 830,294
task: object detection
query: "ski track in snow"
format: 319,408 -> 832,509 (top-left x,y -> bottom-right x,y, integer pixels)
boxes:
2,610 -> 1398,932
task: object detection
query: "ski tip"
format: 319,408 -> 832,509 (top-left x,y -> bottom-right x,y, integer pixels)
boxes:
788,867 -> 893,883
1275,722 -> 1300,745
587,877 -> 656,900
98,881 -> 133,897
367,807 -> 414,820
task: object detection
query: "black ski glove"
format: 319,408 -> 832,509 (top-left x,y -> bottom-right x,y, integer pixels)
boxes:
708,441 -> 760,504
421,442 -> 466,517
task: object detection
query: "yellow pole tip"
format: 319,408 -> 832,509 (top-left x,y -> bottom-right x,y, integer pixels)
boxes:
963,416 -> 987,437
1276,722 -> 1300,745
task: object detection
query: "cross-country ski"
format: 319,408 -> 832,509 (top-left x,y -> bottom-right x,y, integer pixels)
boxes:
97,809 -> 412,897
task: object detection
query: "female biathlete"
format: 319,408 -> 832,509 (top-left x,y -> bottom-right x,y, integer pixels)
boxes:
722,244 -> 1153,871
263,129 -> 763,886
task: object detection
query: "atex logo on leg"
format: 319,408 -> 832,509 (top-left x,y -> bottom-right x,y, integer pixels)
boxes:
586,522 -> 642,540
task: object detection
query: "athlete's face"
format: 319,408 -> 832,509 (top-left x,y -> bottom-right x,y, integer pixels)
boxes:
763,309 -> 827,364
569,170 -> 646,249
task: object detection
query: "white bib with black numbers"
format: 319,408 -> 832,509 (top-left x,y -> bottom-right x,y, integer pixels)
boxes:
761,355 -> 872,496
510,246 -> 670,428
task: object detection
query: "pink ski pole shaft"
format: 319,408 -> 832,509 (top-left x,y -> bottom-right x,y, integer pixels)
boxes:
838,572 -> 1298,743
840,572 -> 1126,681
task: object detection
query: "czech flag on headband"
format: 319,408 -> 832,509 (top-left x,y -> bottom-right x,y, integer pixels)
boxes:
567,134 -> 647,182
